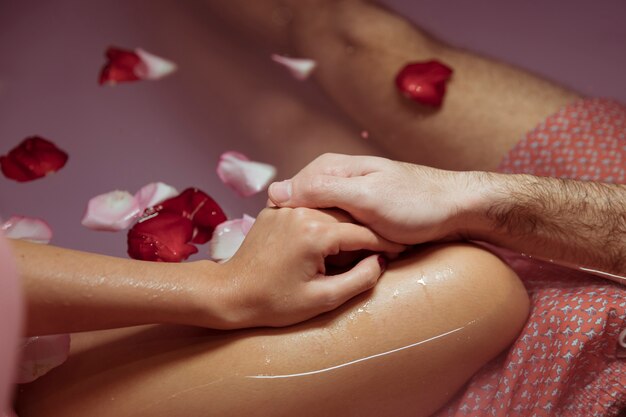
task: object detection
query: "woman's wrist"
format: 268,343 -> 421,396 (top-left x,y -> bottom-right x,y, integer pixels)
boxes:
170,260 -> 245,330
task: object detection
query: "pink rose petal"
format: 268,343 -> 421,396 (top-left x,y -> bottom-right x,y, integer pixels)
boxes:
1,216 -> 52,244
81,190 -> 141,231
134,48 -> 178,80
134,182 -> 179,212
240,214 -> 255,235
209,214 -> 255,262
217,151 -> 277,197
16,334 -> 71,384
271,54 -> 317,80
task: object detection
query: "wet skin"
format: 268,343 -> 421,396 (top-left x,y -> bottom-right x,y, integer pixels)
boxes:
17,244 -> 529,417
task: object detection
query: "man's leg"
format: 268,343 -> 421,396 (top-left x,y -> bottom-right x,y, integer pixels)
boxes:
205,0 -> 581,170
140,1 -> 384,177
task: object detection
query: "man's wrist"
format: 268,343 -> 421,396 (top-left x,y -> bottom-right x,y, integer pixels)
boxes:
448,170 -> 506,242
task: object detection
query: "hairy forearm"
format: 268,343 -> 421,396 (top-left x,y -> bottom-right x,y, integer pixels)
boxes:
10,241 -> 225,336
470,174 -> 626,278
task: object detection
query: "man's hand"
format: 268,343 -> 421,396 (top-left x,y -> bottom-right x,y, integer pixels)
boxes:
269,153 -> 626,281
268,153 -> 484,245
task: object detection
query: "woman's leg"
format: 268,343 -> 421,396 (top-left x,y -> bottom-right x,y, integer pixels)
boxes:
17,244 -> 529,417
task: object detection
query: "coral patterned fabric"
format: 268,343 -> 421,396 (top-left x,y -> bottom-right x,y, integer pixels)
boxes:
436,98 -> 626,417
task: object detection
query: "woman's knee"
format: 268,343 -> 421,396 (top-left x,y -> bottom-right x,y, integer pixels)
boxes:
381,243 -> 529,348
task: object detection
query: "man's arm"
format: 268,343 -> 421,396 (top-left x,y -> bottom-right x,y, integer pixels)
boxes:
269,154 -> 626,282
477,174 -> 626,278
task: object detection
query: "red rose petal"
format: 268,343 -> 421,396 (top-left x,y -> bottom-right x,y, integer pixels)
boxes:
127,188 -> 227,261
99,46 -> 177,85
127,212 -> 198,262
99,47 -> 141,85
154,188 -> 227,244
395,60 -> 453,107
0,136 -> 68,182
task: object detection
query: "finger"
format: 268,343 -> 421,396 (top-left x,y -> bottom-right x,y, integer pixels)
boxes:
328,223 -> 405,254
310,254 -> 386,311
269,175 -> 362,208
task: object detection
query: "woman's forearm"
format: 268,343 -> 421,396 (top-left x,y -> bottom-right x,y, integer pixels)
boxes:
10,240 -> 224,336
11,207 -> 403,336
473,174 -> 626,279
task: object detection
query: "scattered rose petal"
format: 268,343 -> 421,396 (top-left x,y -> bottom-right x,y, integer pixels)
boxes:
127,212 -> 198,262
16,334 -> 70,384
154,188 -> 228,244
209,214 -> 255,263
0,136 -> 68,182
99,46 -> 177,85
217,152 -> 277,197
239,214 -> 255,235
127,188 -> 228,261
1,216 -> 52,244
395,60 -> 453,107
134,182 -> 179,212
134,48 -> 178,80
271,54 -> 317,80
81,190 -> 141,231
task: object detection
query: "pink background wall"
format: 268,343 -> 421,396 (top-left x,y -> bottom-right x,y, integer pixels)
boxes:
1,0 -> 625,258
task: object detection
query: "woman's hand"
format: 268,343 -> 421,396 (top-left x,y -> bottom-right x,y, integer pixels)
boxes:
192,207 -> 405,328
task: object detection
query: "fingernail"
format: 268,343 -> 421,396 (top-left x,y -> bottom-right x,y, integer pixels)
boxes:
269,180 -> 292,204
377,255 -> 387,272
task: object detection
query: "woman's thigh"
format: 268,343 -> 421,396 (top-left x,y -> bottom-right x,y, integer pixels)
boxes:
17,244 -> 529,417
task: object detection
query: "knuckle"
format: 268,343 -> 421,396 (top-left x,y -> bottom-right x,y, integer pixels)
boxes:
291,207 -> 312,221
306,175 -> 332,198
366,270 -> 379,288
358,264 -> 379,289
316,288 -> 341,310
300,219 -> 326,237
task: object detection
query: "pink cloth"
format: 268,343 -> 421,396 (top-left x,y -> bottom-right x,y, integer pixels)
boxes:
436,98 -> 626,416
